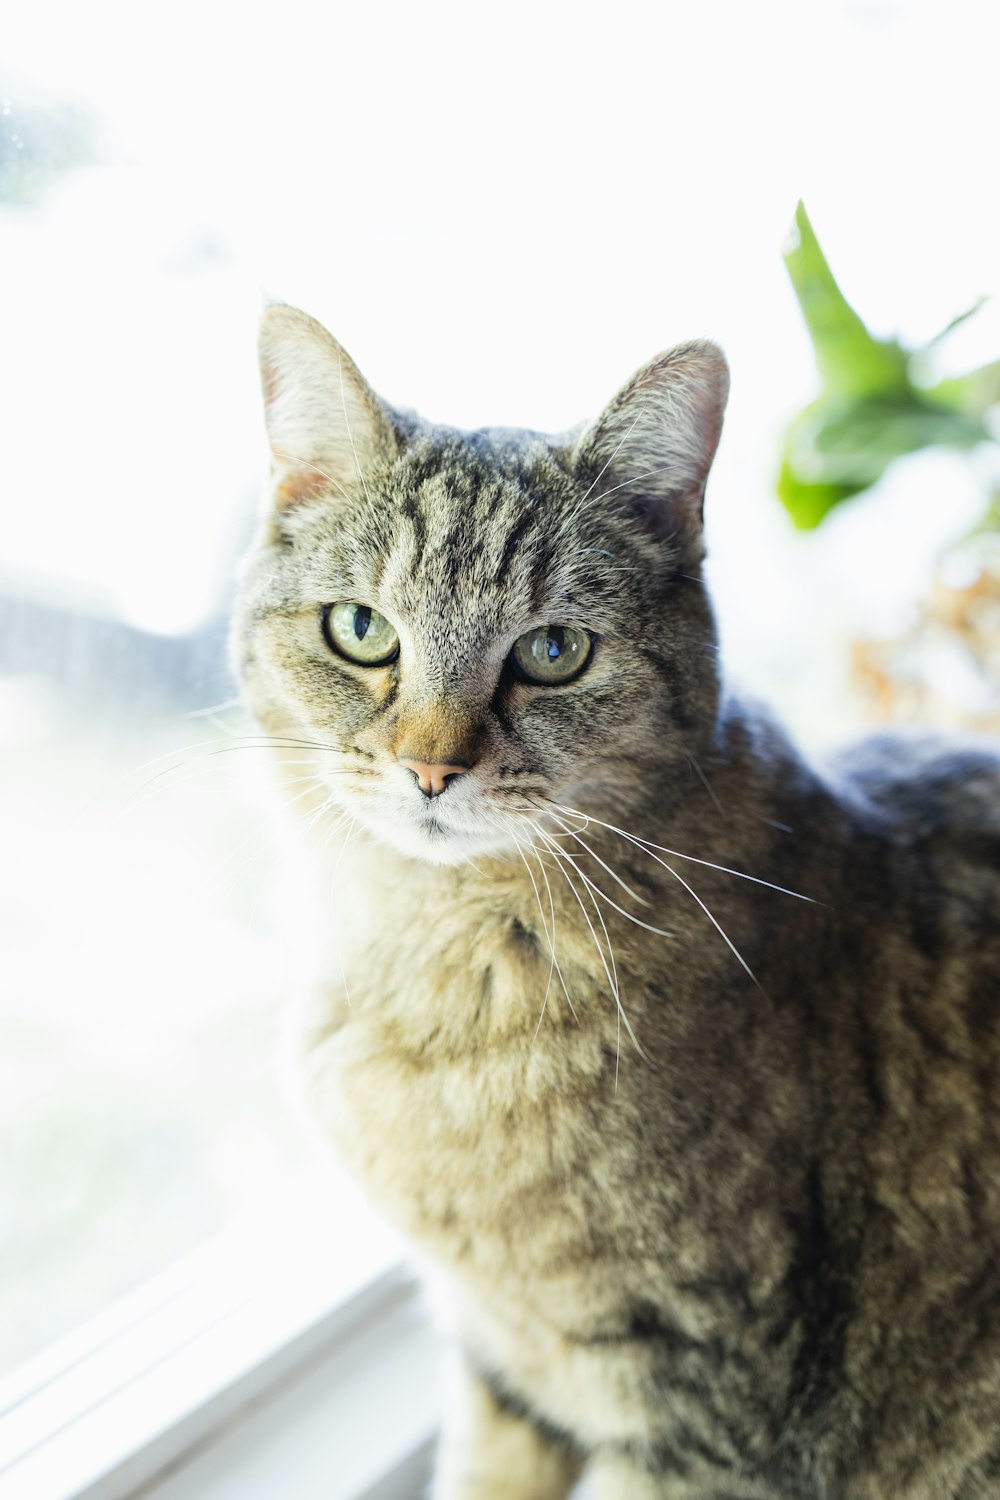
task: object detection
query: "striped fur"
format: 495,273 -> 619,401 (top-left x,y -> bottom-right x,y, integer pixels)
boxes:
234,306 -> 1000,1498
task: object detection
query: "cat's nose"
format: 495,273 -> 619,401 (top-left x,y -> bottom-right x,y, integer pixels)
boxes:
398,758 -> 470,799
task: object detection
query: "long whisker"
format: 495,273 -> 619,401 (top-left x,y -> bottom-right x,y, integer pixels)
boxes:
547,807 -> 761,989
205,739 -> 352,758
518,827 -> 579,1022
178,697 -> 245,720
575,406 -> 648,507
114,756 -> 359,833
118,734 -> 353,805
524,830 -> 578,1023
538,830 -> 616,1000
279,771 -> 358,789
510,833 -> 559,1040
526,820 -> 676,942
548,804 -> 758,990
529,821 -> 648,1062
546,840 -> 647,1065
534,808 -> 650,907
548,801 -> 819,905
654,849 -> 760,989
581,461 -> 685,511
575,858 -> 620,1092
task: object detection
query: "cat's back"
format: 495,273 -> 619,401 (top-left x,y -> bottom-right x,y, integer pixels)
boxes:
831,729 -> 1000,912
831,727 -> 999,829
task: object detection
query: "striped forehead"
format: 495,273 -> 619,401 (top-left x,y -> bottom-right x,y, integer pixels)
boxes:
380,464 -> 554,633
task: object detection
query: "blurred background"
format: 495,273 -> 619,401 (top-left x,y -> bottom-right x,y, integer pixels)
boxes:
2,0 -> 999,1379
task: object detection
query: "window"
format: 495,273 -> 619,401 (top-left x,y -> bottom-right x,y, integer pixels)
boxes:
2,5 -> 996,1496
0,1175 -> 440,1500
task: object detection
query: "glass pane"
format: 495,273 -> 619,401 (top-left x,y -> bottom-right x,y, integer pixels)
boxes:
0,694 -> 310,1374
0,63 -> 298,1375
4,2 -> 997,1387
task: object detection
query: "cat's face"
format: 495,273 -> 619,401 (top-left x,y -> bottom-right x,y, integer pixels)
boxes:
234,307 -> 729,864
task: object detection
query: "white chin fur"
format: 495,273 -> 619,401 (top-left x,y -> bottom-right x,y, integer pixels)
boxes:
359,809 -> 518,866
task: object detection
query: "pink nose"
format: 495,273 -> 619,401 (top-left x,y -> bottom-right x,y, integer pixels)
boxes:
398,758 -> 470,798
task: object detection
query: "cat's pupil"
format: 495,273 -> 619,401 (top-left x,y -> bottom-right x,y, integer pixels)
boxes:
546,630 -> 563,659
353,606 -> 372,641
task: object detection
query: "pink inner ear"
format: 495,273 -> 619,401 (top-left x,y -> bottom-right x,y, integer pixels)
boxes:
258,321 -> 398,513
576,342 -> 728,562
261,360 -> 281,410
274,465 -> 332,507
261,352 -> 337,506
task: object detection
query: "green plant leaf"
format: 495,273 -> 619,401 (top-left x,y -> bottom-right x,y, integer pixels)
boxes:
776,457 -> 863,531
783,202 -> 909,398
923,360 -> 1000,419
808,396 -> 988,467
778,204 -> 996,529
777,395 -> 990,530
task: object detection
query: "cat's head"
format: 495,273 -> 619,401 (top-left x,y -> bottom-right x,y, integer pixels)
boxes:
234,305 -> 729,864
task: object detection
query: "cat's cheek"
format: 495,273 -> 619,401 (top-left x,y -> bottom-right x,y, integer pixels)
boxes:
510,683 -> 641,770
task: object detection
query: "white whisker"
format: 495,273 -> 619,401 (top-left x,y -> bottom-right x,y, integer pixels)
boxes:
510,833 -> 559,1040
575,406 -> 648,507
529,820 -> 648,1063
201,779 -> 329,900
522,828 -> 578,1023
545,802 -> 761,985
582,461 -> 684,511
528,821 -> 677,942
577,849 -> 625,1089
548,801 -> 818,905
535,808 -> 650,907
178,697 -> 245,721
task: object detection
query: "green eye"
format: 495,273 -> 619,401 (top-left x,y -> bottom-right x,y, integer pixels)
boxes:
323,603 -> 399,665
511,625 -> 592,685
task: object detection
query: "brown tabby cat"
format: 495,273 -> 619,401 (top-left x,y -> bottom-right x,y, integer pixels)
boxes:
234,304 -> 1000,1499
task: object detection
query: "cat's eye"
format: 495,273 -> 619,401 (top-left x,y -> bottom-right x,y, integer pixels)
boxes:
511,626 -> 593,685
322,603 -> 400,665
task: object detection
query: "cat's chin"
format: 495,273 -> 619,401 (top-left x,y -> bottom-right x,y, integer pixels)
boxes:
357,811 -> 518,867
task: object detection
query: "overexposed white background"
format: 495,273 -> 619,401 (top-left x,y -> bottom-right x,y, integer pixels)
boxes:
2,0 -> 998,1437
4,1 -> 999,691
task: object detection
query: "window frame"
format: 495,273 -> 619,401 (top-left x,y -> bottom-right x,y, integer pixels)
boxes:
0,1173 -> 439,1500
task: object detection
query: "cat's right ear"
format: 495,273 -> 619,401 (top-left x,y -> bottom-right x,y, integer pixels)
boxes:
573,341 -> 729,563
258,304 -> 398,508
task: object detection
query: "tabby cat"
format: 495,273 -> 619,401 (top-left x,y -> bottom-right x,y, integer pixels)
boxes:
234,304 -> 1000,1499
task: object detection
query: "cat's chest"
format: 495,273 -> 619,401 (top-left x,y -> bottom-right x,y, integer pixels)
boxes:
299,896 -> 629,1268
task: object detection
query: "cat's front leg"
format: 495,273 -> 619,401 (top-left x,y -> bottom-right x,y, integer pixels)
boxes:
431,1359 -> 583,1500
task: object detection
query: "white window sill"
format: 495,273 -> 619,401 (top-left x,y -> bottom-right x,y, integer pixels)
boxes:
0,1169 -> 441,1500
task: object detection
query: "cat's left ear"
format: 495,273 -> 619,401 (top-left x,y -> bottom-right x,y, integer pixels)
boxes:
258,304 -> 399,508
573,342 -> 729,561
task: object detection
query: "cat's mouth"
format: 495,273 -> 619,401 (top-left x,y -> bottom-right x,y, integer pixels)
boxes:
347,779 -> 521,865
410,796 -> 494,854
